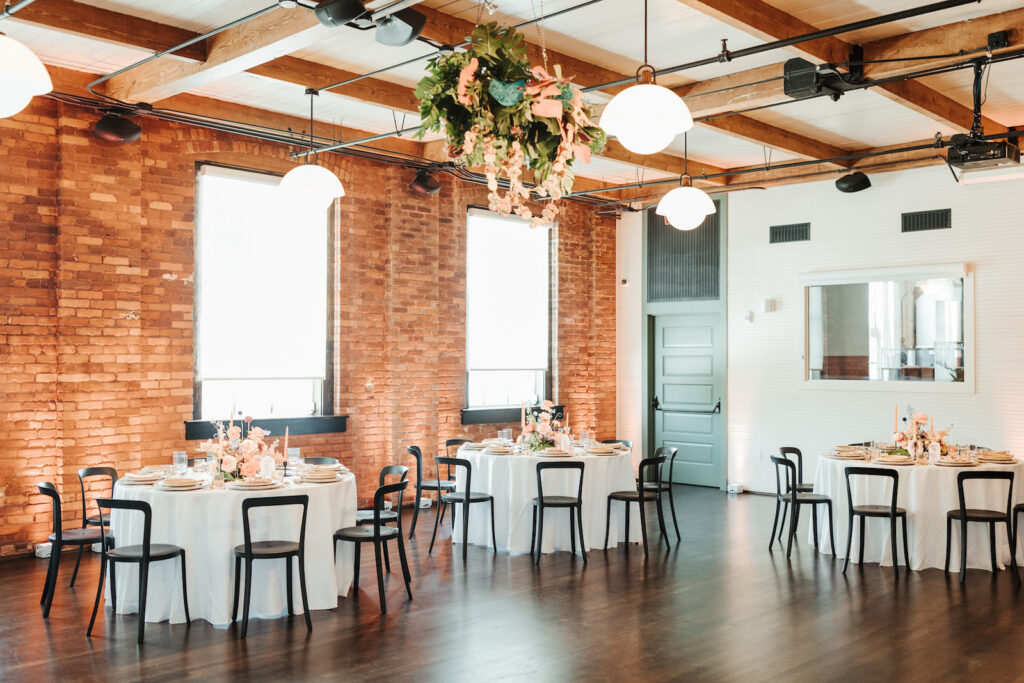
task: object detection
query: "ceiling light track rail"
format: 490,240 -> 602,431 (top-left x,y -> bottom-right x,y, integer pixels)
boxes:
0,0 -> 40,22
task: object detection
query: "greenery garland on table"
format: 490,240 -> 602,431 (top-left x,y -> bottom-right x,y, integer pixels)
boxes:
415,23 -> 606,227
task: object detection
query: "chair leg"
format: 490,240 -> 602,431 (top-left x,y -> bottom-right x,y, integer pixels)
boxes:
535,506 -> 544,566
667,484 -> 681,542
70,545 -> 84,587
569,508 -> 577,555
41,547 -> 56,605
530,506 -> 537,557
655,494 -> 670,550
577,504 -> 587,563
489,500 -> 497,555
638,501 -> 649,557
179,550 -> 191,624
778,502 -> 789,543
625,502 -> 631,548
86,555 -> 106,637
232,556 -> 241,622
298,553 -> 312,632
770,499 -> 781,551
960,520 -> 968,584
373,540 -> 386,614
1006,521 -> 1020,585
989,522 -> 998,573
944,517 -> 952,574
286,553 -> 295,615
137,561 -> 149,645
396,535 -> 413,600
241,559 -> 252,639
858,515 -> 866,565
110,561 -> 117,613
827,502 -> 836,557
438,495 -> 448,527
462,501 -> 470,562
786,503 -> 798,559
901,515 -> 911,575
843,512 -> 854,573
890,516 -> 899,581
42,542 -> 61,618
353,542 -> 361,592
382,537 -> 391,574
409,486 -> 422,539
428,497 -> 443,555
811,504 -> 819,550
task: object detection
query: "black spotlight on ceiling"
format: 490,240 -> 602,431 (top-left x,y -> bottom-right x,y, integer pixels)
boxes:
93,111 -> 142,144
836,171 -> 871,193
314,0 -> 368,27
409,169 -> 441,196
375,8 -> 426,46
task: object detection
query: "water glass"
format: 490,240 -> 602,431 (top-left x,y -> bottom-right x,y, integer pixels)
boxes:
172,450 -> 187,476
287,447 -> 301,476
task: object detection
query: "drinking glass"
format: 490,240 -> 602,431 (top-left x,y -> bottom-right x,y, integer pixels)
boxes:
287,447 -> 301,477
172,450 -> 187,476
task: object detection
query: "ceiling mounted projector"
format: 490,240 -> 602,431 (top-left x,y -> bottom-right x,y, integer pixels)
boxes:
375,8 -> 426,46
835,171 -> 871,193
93,112 -> 142,144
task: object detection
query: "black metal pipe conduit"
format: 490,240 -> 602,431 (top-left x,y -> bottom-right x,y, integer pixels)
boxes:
0,0 -> 39,21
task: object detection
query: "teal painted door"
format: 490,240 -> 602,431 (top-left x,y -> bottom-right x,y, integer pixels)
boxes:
652,313 -> 725,487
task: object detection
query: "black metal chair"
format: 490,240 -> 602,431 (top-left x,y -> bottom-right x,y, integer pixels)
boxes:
408,444 -> 458,539
355,465 -> 408,573
303,456 -> 339,466
1014,503 -> 1024,569
87,498 -> 189,644
334,481 -> 412,613
842,467 -> 910,580
769,455 -> 835,558
641,446 -> 681,542
604,455 -> 668,556
774,447 -> 814,544
601,439 -> 632,448
944,471 -> 1018,585
232,495 -> 311,638
530,461 -> 587,565
74,467 -> 118,584
37,482 -> 113,618
428,456 -> 496,560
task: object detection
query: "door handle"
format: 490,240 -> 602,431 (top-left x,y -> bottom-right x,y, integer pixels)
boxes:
654,398 -> 721,415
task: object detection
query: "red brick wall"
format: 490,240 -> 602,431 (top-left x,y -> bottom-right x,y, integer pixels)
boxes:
0,98 -> 617,556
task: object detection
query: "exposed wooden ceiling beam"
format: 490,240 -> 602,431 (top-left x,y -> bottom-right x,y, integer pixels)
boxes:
104,6 -> 326,103
696,116 -> 852,168
9,0 -> 206,61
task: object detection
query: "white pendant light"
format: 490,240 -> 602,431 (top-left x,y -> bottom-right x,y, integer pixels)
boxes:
0,33 -> 53,119
599,0 -> 692,155
279,88 -> 344,208
656,133 -> 715,230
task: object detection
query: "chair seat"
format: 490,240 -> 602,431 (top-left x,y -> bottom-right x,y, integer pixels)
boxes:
853,504 -> 907,517
420,479 -> 456,491
334,525 -> 400,542
356,509 -> 399,525
109,543 -> 182,561
49,528 -> 104,545
947,508 -> 1008,522
781,492 -> 831,504
531,495 -> 581,507
441,491 -> 492,503
232,540 -> 299,558
641,481 -> 671,492
84,513 -> 108,527
609,490 -> 660,502
795,482 -> 814,493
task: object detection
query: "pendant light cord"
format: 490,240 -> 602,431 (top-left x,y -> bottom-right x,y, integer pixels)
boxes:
307,88 -> 317,164
643,0 -> 648,66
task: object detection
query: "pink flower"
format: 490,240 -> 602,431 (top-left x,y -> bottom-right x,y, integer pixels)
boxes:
250,426 -> 266,440
539,411 -> 551,423
541,400 -> 554,411
523,423 -> 535,434
244,416 -> 253,424
227,425 -> 242,440
457,57 -> 478,106
220,454 -> 237,473
537,421 -> 553,436
240,458 -> 259,479
240,438 -> 258,455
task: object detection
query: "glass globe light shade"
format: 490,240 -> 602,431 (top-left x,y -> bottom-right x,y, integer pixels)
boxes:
656,185 -> 716,231
279,163 -> 345,208
600,83 -> 693,155
0,34 -> 53,119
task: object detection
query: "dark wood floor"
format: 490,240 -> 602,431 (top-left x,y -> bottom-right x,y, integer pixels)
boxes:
3,486 -> 1024,682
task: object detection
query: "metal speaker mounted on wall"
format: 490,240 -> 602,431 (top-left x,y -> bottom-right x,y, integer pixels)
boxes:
93,112 -> 141,144
835,171 -> 871,193
409,169 -> 441,195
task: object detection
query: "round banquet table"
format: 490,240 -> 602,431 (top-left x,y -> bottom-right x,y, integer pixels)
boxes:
109,474 -> 357,627
811,457 -> 1024,571
452,447 -> 642,554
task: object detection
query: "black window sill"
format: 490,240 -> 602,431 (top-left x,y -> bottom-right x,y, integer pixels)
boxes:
461,406 -> 564,426
184,415 -> 347,441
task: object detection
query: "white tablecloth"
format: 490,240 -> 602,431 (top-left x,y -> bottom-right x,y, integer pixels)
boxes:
109,475 -> 357,626
451,448 -> 641,553
811,457 -> 1024,571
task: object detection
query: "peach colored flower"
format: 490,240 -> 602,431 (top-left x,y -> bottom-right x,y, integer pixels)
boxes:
539,411 -> 551,422
537,421 -> 553,436
227,425 -> 242,440
523,423 -> 535,434
244,415 -> 253,423
541,400 -> 554,411
220,454 -> 237,472
250,426 -> 266,440
457,57 -> 478,106
240,458 -> 259,479
240,438 -> 258,455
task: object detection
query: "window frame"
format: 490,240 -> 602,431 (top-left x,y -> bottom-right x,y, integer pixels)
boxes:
462,206 -> 555,418
191,162 -> 336,422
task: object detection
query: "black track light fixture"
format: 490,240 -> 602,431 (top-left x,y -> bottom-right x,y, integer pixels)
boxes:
93,110 -> 141,144
409,169 -> 441,195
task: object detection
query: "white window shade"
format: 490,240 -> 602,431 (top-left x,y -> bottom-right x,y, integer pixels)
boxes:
466,209 -> 550,371
197,165 -> 328,381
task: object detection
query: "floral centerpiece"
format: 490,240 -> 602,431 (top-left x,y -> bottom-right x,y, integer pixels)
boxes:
415,23 -> 606,227
521,399 -> 562,451
893,411 -> 950,458
197,416 -> 282,480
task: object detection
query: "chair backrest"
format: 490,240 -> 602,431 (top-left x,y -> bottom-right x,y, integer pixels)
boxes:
956,471 -> 1014,519
379,464 -> 409,486
436,456 -> 470,493
536,461 -> 585,503
370,481 -> 408,537
769,455 -> 797,500
445,438 -> 471,458
37,482 -> 63,539
96,498 -> 152,556
408,445 -> 424,487
778,447 -> 804,483
636,455 -> 666,494
654,446 -> 679,483
302,456 -> 338,466
241,495 -> 310,557
844,466 -> 898,516
78,467 -> 118,527
602,439 -> 632,448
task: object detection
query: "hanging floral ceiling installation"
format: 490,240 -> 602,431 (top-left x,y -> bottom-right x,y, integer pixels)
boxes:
415,23 -> 606,226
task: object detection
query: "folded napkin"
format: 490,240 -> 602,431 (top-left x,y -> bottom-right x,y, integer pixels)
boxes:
126,470 -> 162,480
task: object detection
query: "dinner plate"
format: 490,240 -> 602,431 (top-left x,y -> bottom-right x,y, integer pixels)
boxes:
978,457 -> 1018,465
155,481 -> 207,491
227,480 -> 281,491
296,473 -> 343,483
933,460 -> 978,467
537,451 -> 570,457
874,459 -> 915,466
826,453 -> 865,460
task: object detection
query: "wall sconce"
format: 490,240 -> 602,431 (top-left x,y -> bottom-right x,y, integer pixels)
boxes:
761,298 -> 778,313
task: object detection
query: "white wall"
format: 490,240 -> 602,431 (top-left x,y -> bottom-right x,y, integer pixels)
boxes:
616,210 -> 644,466
728,165 -> 1024,492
